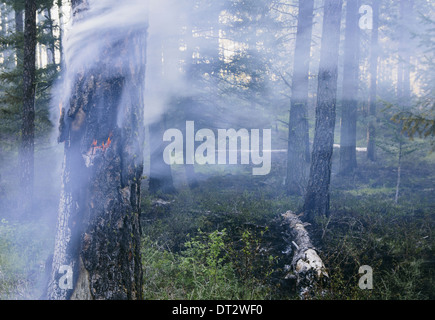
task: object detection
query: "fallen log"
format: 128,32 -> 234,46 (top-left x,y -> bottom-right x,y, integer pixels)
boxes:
281,211 -> 328,298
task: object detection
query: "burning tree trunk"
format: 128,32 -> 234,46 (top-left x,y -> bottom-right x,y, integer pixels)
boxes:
48,0 -> 148,300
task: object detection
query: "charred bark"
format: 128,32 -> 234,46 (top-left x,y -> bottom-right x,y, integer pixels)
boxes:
48,1 -> 147,300
303,0 -> 343,222
286,0 -> 314,195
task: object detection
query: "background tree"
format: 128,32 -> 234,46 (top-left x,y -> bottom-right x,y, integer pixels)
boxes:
147,37 -> 175,195
367,0 -> 380,161
303,0 -> 343,222
339,0 -> 360,175
18,0 -> 36,216
392,5 -> 435,145
285,0 -> 314,195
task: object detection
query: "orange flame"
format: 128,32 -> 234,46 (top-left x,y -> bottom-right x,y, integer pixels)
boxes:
91,133 -> 113,154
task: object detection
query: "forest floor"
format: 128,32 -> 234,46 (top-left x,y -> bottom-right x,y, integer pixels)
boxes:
0,144 -> 434,299
140,147 -> 435,300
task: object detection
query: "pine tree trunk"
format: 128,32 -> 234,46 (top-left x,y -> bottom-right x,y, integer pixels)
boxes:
303,0 -> 343,222
397,0 -> 413,107
19,0 -> 36,217
57,0 -> 64,66
14,8 -> 23,65
339,0 -> 360,175
393,0 -> 413,204
286,0 -> 314,195
395,141 -> 402,204
149,116 -> 175,194
48,0 -> 147,300
0,4 -> 12,67
45,7 -> 56,65
367,0 -> 379,162
147,38 -> 175,195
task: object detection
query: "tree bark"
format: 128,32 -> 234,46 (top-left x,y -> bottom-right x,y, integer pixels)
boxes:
19,0 -> 36,216
367,0 -> 379,162
149,116 -> 176,195
1,3 -> 12,68
48,0 -> 147,300
14,8 -> 23,66
281,211 -> 328,298
44,7 -> 56,65
395,141 -> 402,204
397,0 -> 413,108
303,0 -> 343,222
339,0 -> 360,175
57,0 -> 64,66
147,37 -> 175,195
286,0 -> 314,195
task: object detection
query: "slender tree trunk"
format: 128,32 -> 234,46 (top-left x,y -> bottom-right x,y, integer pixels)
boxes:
394,140 -> 402,204
57,0 -> 64,66
14,8 -> 23,66
303,0 -> 343,222
397,0 -> 413,107
339,0 -> 360,175
147,39 -> 175,195
48,0 -> 147,300
367,0 -> 379,161
45,7 -> 56,65
1,4 -> 12,68
19,0 -> 37,217
149,115 -> 175,194
393,0 -> 413,204
37,11 -> 43,68
286,0 -> 314,195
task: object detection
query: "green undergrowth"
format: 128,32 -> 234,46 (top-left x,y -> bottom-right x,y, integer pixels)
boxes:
0,218 -> 53,299
141,155 -> 435,300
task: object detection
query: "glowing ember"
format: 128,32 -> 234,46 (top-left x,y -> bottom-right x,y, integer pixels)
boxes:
91,133 -> 113,154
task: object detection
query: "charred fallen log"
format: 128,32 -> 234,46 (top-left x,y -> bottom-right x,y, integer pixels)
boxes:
281,211 -> 328,298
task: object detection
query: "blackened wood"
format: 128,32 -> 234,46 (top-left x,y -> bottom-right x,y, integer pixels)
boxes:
49,4 -> 148,300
